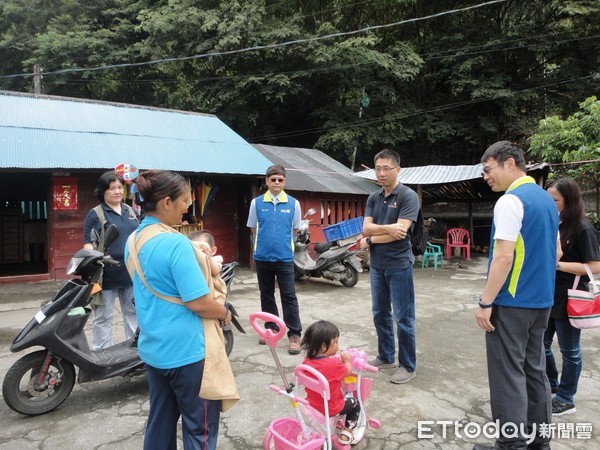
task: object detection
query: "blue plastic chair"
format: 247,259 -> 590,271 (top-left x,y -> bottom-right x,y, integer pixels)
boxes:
422,243 -> 444,269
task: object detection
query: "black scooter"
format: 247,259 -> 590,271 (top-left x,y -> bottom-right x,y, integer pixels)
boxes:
2,225 -> 145,416
294,209 -> 363,287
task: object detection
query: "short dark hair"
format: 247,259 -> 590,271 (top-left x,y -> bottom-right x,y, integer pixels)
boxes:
300,320 -> 340,359
374,148 -> 400,167
481,141 -> 526,171
266,165 -> 286,178
95,170 -> 124,203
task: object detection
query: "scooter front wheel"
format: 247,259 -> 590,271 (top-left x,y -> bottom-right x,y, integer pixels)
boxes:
2,350 -> 75,416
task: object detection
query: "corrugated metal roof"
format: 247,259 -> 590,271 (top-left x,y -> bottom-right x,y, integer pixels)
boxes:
0,91 -> 272,175
354,163 -> 551,202
354,164 -> 483,184
252,144 -> 378,195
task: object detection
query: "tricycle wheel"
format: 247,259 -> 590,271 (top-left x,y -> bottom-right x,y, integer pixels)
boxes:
263,428 -> 274,449
2,350 -> 75,416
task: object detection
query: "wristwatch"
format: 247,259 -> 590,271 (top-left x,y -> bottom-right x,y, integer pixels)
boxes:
556,263 -> 561,271
366,237 -> 372,246
478,299 -> 494,309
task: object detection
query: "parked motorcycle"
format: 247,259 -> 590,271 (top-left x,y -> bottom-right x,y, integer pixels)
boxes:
2,224 -> 145,416
294,208 -> 363,287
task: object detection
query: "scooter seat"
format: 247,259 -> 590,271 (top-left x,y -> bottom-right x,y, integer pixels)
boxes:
91,340 -> 140,365
314,241 -> 334,254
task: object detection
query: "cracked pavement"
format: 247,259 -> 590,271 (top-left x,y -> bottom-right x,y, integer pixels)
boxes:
1,257 -> 598,449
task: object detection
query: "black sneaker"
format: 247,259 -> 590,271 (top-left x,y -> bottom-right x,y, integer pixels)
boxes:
552,398 -> 576,416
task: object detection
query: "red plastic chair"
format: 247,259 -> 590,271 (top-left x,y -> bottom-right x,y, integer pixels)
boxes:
445,228 -> 471,260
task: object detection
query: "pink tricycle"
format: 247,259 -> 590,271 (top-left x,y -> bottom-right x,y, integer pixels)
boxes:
249,312 -> 381,449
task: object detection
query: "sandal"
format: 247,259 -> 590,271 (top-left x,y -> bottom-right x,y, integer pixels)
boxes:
339,430 -> 354,445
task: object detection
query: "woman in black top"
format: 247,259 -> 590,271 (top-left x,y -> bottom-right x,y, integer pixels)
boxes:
544,177 -> 600,416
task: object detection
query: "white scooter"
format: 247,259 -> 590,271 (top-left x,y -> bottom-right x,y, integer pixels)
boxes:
294,209 -> 363,287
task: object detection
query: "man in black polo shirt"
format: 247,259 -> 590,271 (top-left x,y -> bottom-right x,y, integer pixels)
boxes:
360,149 -> 419,384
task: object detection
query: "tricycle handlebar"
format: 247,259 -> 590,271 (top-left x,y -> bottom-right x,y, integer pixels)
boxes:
249,312 -> 287,348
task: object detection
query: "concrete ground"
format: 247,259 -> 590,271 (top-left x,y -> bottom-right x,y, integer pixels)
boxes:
0,257 -> 599,449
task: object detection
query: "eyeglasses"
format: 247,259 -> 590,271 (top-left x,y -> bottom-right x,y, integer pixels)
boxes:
481,162 -> 503,177
375,166 -> 398,173
268,177 -> 285,183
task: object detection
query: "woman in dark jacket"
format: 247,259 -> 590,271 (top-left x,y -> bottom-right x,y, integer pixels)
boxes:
83,170 -> 139,350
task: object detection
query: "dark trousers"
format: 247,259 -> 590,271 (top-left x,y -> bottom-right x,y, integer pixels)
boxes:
255,260 -> 302,337
144,360 -> 221,450
486,306 -> 552,450
339,397 -> 361,428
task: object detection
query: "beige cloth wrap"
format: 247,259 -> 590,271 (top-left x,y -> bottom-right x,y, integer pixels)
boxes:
126,223 -> 239,412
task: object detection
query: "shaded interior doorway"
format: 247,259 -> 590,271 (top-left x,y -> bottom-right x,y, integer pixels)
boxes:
0,173 -> 50,276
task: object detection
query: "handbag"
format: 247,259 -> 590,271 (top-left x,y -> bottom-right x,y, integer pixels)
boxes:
566,263 -> 600,329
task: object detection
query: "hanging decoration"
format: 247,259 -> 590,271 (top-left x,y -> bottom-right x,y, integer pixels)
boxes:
198,180 -> 219,221
52,177 -> 78,210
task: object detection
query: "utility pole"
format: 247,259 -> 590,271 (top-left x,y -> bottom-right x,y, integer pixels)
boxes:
33,65 -> 42,94
350,87 -> 368,171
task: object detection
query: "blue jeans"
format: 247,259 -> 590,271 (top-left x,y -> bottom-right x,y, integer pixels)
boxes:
370,266 -> 416,372
544,317 -> 582,404
255,260 -> 302,337
92,286 -> 138,350
144,360 -> 221,450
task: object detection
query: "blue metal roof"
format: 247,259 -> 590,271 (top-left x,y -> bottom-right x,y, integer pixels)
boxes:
0,91 -> 271,175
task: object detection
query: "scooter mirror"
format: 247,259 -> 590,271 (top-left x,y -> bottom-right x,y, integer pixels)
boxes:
305,208 -> 317,218
103,224 -> 120,249
90,229 -> 100,250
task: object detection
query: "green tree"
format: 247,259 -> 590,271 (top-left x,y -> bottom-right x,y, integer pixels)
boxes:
529,96 -> 600,214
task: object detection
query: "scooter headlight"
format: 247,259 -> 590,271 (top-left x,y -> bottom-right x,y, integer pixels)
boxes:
66,256 -> 85,275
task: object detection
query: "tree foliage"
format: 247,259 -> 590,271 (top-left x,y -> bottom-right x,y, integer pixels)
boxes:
0,0 -> 598,169
529,96 -> 600,214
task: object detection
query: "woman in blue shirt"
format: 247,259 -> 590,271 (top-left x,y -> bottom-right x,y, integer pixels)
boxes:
127,170 -> 231,450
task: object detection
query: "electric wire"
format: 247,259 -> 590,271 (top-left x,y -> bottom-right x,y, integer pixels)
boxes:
246,74 -> 595,141
34,32 -> 599,88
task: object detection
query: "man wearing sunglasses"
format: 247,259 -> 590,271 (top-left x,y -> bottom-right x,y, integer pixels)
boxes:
247,165 -> 303,354
473,141 -> 560,450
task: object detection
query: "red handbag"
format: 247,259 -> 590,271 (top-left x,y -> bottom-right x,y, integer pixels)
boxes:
567,263 -> 600,329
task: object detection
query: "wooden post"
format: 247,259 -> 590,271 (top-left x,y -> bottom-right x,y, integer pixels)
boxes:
33,65 -> 42,94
